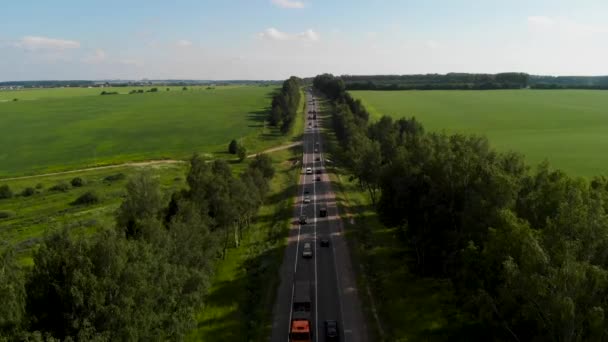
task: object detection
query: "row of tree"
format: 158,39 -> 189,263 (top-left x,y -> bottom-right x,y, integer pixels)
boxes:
269,76 -> 302,133
0,153 -> 275,341
314,73 -> 608,340
342,73 -> 530,91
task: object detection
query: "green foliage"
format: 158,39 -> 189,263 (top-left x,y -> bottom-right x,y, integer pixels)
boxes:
0,249 -> 25,335
344,73 -> 530,90
0,185 -> 13,199
103,173 -> 125,182
48,182 -> 69,192
71,191 -> 99,206
70,177 -> 84,187
268,76 -> 301,133
115,172 -> 163,239
0,210 -> 15,219
21,187 -> 35,197
228,139 -> 238,154
237,144 -> 247,162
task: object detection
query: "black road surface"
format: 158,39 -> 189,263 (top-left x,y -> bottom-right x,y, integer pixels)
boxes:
270,91 -> 368,342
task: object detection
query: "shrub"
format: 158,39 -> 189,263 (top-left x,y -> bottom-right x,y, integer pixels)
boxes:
21,187 -> 35,197
0,184 -> 13,199
49,182 -> 70,192
71,177 -> 84,187
72,191 -> 99,205
35,183 -> 44,189
104,173 -> 125,182
13,98 -> 18,101
0,210 -> 15,219
228,139 -> 238,154
237,144 -> 247,162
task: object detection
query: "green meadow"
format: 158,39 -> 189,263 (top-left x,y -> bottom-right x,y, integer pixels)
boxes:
0,86 -> 280,177
351,90 -> 608,177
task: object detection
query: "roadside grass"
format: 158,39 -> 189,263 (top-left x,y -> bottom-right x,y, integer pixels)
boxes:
319,98 -> 465,341
0,164 -> 187,265
351,89 -> 608,177
187,89 -> 305,341
0,85 -> 280,177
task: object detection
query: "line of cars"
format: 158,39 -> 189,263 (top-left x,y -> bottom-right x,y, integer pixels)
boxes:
289,95 -> 340,342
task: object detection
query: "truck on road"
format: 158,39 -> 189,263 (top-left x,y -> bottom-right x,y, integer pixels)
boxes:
290,281 -> 312,342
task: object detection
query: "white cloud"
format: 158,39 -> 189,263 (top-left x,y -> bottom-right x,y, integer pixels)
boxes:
176,39 -> 193,47
271,0 -> 305,9
82,49 -> 107,64
527,16 -> 555,28
120,59 -> 143,67
425,40 -> 439,49
257,28 -> 319,42
16,36 -> 80,51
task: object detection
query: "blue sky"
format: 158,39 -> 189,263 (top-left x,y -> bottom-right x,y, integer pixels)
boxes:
1,0 -> 607,80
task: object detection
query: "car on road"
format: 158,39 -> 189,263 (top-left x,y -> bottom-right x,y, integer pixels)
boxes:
304,196 -> 311,204
299,215 -> 307,224
320,239 -> 330,247
315,169 -> 322,174
314,124 -> 318,127
314,148 -> 318,153
319,208 -> 327,217
302,242 -> 313,258
306,167 -> 312,174
315,157 -> 321,161
324,320 -> 339,341
304,188 -> 309,194
316,176 -> 321,181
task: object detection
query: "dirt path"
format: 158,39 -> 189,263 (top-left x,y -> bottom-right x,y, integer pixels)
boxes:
1,141 -> 303,181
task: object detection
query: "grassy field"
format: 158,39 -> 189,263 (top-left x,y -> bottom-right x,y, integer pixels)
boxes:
351,89 -> 608,177
0,85 -> 281,177
0,163 -> 187,264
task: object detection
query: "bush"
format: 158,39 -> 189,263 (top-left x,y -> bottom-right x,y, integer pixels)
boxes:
0,210 -> 15,219
35,183 -> 44,189
72,191 -> 99,205
104,173 -> 125,182
71,177 -> 84,187
228,139 -> 238,154
0,184 -> 13,199
237,144 -> 247,162
49,182 -> 70,192
21,187 -> 35,197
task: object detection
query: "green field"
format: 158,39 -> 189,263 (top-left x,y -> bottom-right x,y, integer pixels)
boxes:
0,86 -> 279,177
351,90 -> 608,177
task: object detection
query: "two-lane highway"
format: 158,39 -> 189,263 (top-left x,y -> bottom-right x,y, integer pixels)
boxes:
271,90 -> 368,342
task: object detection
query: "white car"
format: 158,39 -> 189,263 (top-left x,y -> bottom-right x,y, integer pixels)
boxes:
304,196 -> 311,204
306,167 -> 312,174
302,242 -> 313,258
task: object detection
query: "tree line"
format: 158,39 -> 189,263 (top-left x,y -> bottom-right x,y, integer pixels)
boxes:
315,73 -> 608,341
342,73 -> 530,91
268,76 -> 302,134
0,153 -> 275,341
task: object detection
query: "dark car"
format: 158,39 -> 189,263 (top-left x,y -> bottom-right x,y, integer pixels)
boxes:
315,157 -> 321,161
315,169 -> 322,174
325,320 -> 339,341
299,215 -> 307,224
320,239 -> 330,247
316,176 -> 321,181
304,188 -> 309,194
319,208 -> 327,217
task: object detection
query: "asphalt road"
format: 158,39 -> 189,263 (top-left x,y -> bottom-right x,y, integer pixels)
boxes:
270,90 -> 368,342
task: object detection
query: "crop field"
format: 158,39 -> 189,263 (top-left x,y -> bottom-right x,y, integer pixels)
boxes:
351,90 -> 608,177
0,86 -> 280,177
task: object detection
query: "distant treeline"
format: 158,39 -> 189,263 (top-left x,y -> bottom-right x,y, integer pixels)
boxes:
338,73 -> 608,90
315,73 -> 608,341
269,76 -> 302,134
0,80 -> 281,88
0,154 -> 275,340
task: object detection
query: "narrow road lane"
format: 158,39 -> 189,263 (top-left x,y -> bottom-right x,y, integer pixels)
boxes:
270,90 -> 368,342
